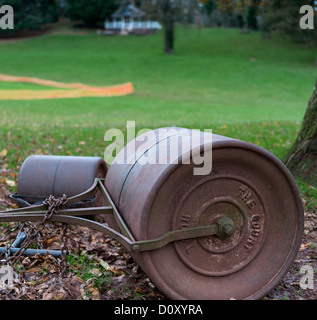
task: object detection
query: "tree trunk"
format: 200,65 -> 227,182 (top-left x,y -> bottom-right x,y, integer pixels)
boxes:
160,0 -> 174,54
285,79 -> 317,186
164,13 -> 174,54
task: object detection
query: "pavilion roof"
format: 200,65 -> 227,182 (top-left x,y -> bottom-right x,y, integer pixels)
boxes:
111,4 -> 146,18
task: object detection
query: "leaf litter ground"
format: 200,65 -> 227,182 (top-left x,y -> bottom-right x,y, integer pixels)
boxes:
0,171 -> 316,300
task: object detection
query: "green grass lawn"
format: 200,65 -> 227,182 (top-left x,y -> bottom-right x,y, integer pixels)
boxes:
0,25 -> 316,207
0,81 -> 60,90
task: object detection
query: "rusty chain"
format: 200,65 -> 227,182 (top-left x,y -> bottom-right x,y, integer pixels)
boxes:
1,194 -> 69,276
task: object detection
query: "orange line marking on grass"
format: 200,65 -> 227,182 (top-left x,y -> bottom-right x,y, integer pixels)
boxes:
0,74 -> 134,100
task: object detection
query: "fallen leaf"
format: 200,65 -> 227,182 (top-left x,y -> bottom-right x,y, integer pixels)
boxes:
28,267 -> 42,273
4,179 -> 16,187
0,149 -> 7,158
99,259 -> 110,270
90,268 -> 102,276
300,242 -> 312,251
46,237 -> 57,245
9,172 -> 16,178
22,257 -> 31,266
87,284 -> 100,300
71,275 -> 85,285
109,266 -> 123,276
47,241 -> 61,250
43,287 -> 66,300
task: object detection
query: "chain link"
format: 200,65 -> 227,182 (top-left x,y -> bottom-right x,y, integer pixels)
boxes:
1,194 -> 69,275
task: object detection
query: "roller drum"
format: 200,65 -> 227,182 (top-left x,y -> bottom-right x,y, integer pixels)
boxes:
105,127 -> 304,300
17,155 -> 107,206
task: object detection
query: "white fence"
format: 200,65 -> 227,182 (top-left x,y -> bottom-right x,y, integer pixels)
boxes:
105,19 -> 162,31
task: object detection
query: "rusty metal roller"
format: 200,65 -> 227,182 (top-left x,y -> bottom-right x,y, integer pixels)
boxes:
17,155 -> 107,206
105,127 -> 304,300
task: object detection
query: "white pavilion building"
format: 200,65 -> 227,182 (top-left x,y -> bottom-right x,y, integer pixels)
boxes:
104,3 -> 162,34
